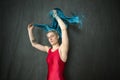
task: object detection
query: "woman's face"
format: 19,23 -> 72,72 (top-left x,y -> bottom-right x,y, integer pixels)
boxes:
47,31 -> 59,45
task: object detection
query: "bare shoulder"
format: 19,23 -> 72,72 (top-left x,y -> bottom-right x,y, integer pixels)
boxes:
59,45 -> 68,54
44,46 -> 51,53
58,46 -> 68,62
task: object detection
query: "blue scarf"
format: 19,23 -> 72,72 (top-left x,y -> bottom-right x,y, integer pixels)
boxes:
33,8 -> 83,38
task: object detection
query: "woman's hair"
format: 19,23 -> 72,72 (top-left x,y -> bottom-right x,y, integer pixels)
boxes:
47,30 -> 59,37
33,8 -> 83,39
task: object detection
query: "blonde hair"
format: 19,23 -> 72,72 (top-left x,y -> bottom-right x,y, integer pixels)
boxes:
47,30 -> 59,36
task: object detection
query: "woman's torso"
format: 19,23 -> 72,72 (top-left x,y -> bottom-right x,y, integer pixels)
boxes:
46,48 -> 65,80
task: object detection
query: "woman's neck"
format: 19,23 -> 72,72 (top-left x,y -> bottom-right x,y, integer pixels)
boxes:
52,43 -> 59,50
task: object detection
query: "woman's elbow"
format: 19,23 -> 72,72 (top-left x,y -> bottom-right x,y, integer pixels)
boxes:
31,42 -> 37,47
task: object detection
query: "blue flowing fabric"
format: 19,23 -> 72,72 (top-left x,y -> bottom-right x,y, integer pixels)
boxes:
33,8 -> 83,38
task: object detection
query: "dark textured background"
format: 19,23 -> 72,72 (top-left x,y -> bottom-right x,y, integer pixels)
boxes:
0,0 -> 120,80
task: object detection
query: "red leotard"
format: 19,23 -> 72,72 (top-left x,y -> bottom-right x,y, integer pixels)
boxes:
46,48 -> 65,80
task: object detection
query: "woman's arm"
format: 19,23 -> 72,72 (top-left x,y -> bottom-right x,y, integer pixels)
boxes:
53,10 -> 69,62
27,24 -> 49,53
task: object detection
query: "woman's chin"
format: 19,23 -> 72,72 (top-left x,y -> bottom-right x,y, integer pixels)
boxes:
50,42 -> 56,46
50,42 -> 54,45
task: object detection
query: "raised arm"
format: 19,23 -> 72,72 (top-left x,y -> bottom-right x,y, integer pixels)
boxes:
53,10 -> 69,62
27,24 -> 49,53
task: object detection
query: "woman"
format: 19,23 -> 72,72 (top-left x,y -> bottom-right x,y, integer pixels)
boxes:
27,8 -> 81,80
27,10 -> 69,80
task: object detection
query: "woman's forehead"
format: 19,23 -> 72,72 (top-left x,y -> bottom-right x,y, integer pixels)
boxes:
47,31 -> 55,36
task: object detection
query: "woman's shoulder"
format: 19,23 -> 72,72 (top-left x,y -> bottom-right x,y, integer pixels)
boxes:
45,46 -> 51,53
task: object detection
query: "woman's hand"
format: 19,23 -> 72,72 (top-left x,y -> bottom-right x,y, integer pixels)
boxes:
27,24 -> 34,31
52,10 -> 58,18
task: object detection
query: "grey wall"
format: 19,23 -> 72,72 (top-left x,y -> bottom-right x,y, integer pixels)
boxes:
0,0 -> 120,80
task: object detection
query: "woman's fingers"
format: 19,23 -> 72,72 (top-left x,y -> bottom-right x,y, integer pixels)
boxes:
52,10 -> 57,18
28,24 -> 34,30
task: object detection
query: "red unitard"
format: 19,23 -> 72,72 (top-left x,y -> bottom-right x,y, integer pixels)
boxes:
46,48 -> 65,80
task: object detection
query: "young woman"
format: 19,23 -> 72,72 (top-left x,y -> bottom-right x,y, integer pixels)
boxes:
27,10 -> 69,80
27,7 -> 82,80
